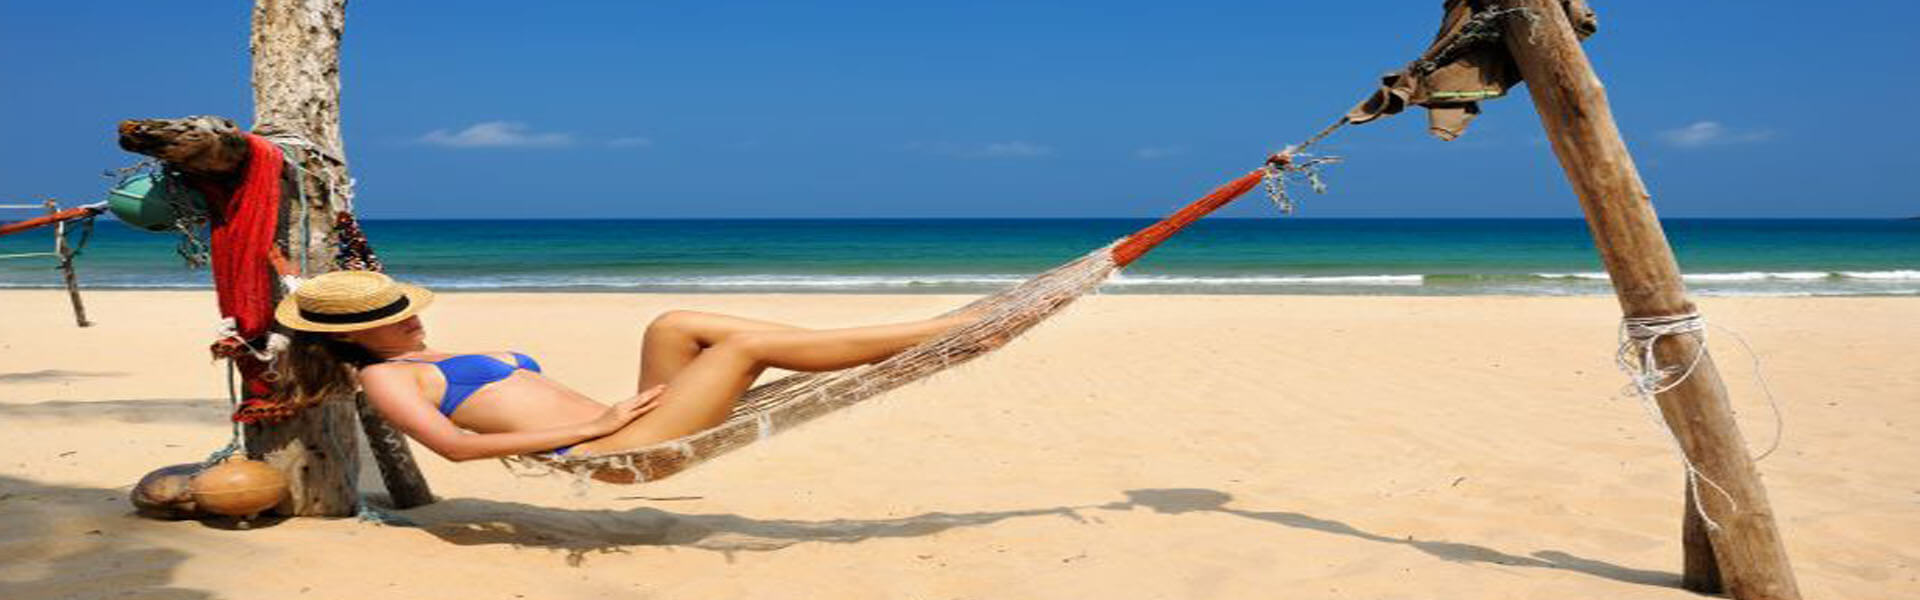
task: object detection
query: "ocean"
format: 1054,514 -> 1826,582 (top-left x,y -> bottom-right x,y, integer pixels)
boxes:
1,218 -> 1915,296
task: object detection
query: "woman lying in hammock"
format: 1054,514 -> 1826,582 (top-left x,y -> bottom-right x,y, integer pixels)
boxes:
273,270 -> 980,462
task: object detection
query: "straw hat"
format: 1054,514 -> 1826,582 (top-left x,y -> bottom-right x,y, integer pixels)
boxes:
275,270 -> 434,332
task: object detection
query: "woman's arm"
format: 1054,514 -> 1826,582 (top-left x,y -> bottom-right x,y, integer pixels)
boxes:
359,365 -> 661,462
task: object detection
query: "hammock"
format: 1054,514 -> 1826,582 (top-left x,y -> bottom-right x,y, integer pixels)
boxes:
502,165 -> 1278,484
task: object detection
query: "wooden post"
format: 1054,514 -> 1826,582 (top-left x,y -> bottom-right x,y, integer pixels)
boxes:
244,0 -> 433,514
356,393 -> 435,507
1683,483 -> 1726,591
1494,1 -> 1800,598
47,200 -> 91,327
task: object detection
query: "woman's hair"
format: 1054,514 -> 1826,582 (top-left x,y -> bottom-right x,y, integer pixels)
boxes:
271,330 -> 380,408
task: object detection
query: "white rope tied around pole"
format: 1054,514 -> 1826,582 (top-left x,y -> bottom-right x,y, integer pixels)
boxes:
1616,312 -> 1733,531
1614,311 -> 1790,531
261,133 -> 357,213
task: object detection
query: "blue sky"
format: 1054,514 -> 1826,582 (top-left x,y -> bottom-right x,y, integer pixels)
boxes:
3,1 -> 1915,219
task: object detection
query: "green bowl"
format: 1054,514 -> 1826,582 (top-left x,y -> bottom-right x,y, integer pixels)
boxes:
106,173 -> 205,232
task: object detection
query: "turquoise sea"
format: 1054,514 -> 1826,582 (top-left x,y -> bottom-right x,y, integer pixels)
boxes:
1,218 -> 1915,296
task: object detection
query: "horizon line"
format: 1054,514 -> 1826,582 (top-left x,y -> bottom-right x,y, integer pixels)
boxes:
337,215 -> 1917,221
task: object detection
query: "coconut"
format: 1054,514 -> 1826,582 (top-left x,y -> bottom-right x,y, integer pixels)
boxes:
131,463 -> 205,519
189,458 -> 288,517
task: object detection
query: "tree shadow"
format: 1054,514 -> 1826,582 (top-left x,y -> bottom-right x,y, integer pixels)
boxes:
0,475 -> 212,600
0,398 -> 224,424
406,487 -> 1681,590
1104,488 -> 1682,589
0,369 -> 128,383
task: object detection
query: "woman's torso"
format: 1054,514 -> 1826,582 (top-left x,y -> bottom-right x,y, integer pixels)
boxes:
385,351 -> 605,433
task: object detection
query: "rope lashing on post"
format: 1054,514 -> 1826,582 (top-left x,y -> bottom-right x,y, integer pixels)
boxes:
1615,311 -> 1792,531
1616,312 -> 1734,530
1416,6 -> 1541,75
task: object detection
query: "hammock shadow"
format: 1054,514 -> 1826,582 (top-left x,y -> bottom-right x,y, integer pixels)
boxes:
0,475 -> 214,599
406,487 -> 1678,589
404,496 -> 1094,565
1104,488 -> 1682,589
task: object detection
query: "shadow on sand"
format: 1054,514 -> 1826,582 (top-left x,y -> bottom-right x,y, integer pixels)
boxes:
0,369 -> 129,384
404,496 -> 1091,565
0,398 -> 225,424
404,486 -> 1679,588
1105,488 -> 1681,588
0,475 -> 212,600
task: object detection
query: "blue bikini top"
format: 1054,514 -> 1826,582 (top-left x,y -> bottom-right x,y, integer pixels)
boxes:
387,352 -> 543,416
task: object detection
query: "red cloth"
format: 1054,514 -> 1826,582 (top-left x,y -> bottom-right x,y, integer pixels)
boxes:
208,134 -> 285,340
194,134 -> 285,423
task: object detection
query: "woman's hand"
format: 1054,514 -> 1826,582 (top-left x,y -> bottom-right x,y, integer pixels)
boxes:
585,384 -> 666,437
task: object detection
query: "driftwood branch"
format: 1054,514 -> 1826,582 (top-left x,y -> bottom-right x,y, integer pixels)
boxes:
116,116 -> 250,177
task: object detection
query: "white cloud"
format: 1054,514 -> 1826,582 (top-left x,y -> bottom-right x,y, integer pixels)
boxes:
1133,145 -> 1187,160
418,121 -> 574,148
1657,121 -> 1773,148
974,141 -> 1052,158
907,140 -> 1054,159
607,136 -> 654,148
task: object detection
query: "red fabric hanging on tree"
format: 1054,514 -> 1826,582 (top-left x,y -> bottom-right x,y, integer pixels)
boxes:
209,134 -> 285,340
194,134 -> 287,423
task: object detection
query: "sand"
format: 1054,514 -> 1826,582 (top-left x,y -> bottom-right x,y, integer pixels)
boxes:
1,290 -> 1915,599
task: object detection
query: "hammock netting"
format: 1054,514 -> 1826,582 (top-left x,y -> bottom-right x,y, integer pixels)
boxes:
500,168 -> 1270,484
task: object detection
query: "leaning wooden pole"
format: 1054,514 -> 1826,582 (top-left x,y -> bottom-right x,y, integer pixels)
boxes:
247,0 -> 434,513
49,200 -> 93,327
1494,1 -> 1800,598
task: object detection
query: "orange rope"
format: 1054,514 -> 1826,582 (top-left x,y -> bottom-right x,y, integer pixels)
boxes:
1110,168 -> 1269,267
0,205 -> 104,238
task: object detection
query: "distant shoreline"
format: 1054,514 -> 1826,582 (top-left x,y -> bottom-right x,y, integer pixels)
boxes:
330,216 -> 1920,222
7,218 -> 1913,297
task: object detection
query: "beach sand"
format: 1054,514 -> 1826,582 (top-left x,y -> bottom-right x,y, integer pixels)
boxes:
2,290 -> 1915,599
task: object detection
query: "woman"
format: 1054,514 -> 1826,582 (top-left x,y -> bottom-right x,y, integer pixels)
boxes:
273,270 -> 979,462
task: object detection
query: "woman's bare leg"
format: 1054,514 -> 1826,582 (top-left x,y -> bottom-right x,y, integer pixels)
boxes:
578,313 -> 978,453
639,310 -> 804,391
722,314 -> 977,372
577,340 -> 771,456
